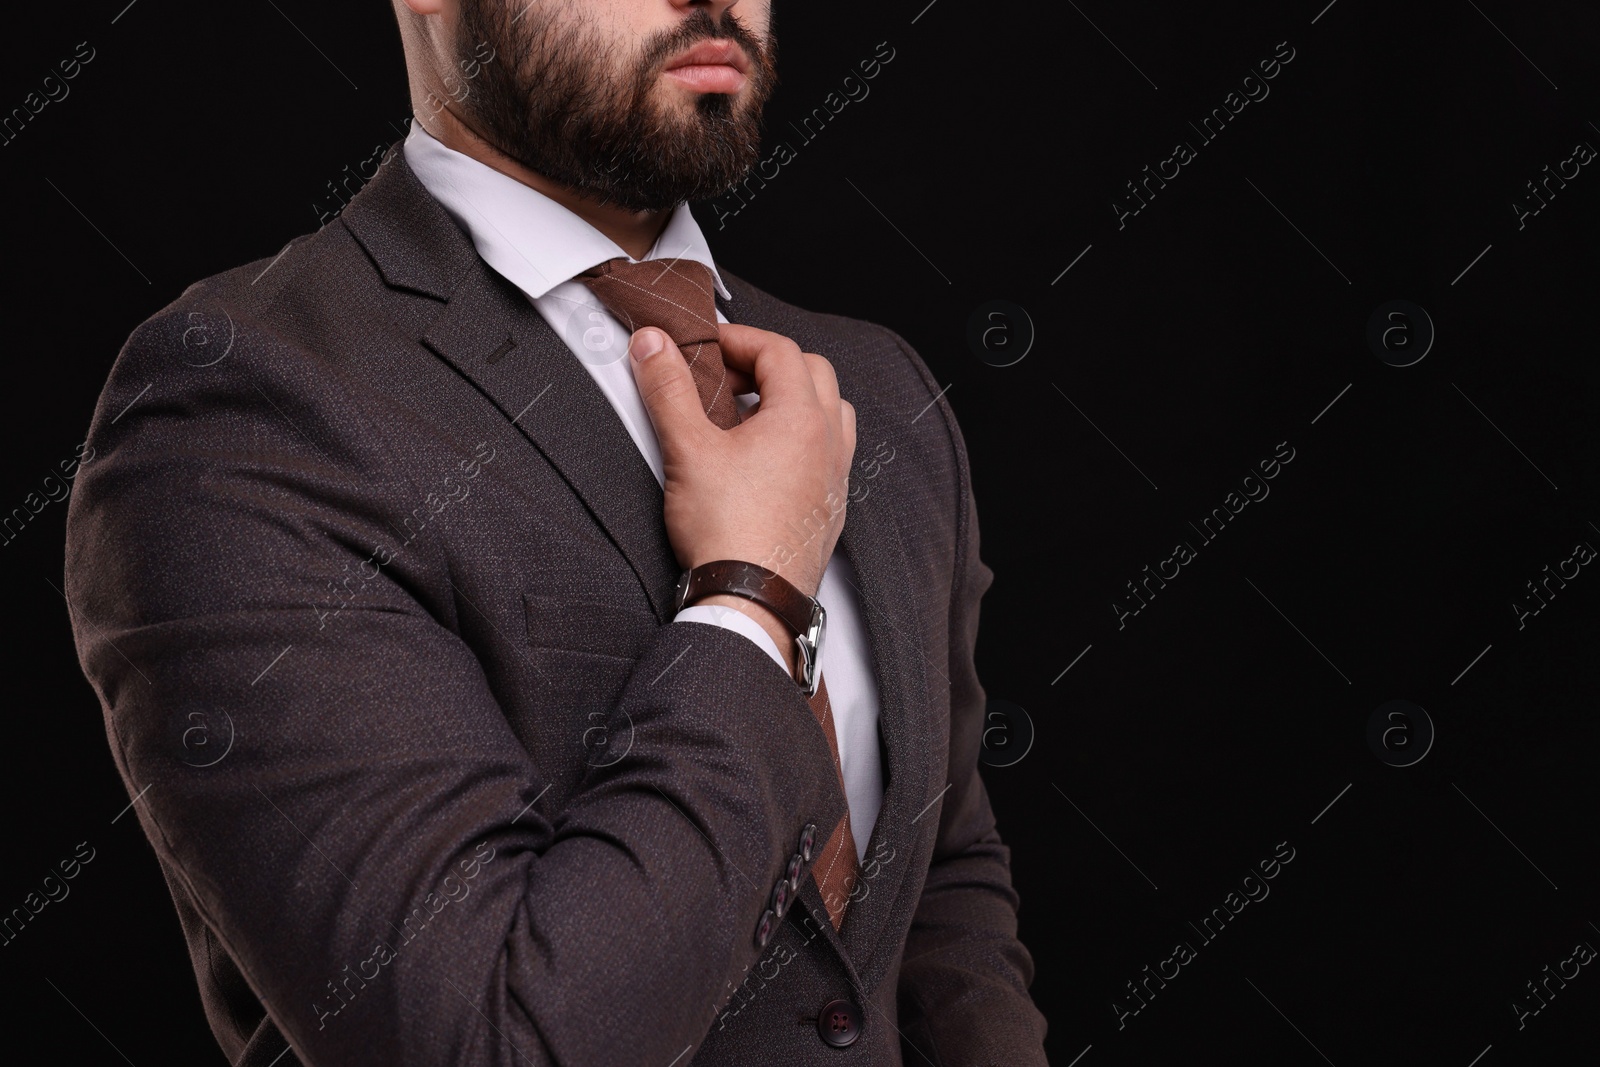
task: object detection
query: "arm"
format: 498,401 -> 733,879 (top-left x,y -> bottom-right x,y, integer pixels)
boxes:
64,307 -> 846,1066
895,363 -> 1050,1065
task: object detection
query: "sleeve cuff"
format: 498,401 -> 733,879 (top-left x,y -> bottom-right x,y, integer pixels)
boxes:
674,603 -> 790,675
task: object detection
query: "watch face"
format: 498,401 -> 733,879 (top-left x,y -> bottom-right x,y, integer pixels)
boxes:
673,569 -> 692,611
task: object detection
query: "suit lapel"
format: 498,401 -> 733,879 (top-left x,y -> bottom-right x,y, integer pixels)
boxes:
418,268 -> 682,620
344,152 -> 682,621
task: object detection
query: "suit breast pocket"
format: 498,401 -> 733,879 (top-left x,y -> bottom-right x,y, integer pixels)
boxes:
522,593 -> 658,708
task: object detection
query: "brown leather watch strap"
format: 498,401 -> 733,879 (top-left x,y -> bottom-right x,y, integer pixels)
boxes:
674,560 -> 812,636
674,560 -> 828,695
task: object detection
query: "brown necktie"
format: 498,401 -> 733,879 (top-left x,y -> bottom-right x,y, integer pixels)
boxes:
579,257 -> 740,428
578,256 -> 860,930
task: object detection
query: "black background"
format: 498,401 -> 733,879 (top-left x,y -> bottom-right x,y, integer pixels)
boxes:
3,1 -> 1598,1064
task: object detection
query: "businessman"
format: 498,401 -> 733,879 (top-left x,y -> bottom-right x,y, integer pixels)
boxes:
64,0 -> 1048,1063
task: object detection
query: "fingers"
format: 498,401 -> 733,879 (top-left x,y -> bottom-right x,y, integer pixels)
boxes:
720,323 -> 850,416
803,352 -> 841,411
647,324 -> 851,467
716,323 -> 818,407
627,328 -> 714,449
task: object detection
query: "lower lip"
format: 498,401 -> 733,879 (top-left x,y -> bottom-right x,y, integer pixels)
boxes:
664,64 -> 747,93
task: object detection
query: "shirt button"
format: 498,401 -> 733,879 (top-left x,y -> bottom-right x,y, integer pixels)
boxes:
816,998 -> 862,1048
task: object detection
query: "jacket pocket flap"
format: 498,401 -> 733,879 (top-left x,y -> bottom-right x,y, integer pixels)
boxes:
522,593 -> 657,659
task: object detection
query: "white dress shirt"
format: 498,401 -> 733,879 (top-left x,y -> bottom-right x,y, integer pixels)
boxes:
403,125 -> 882,859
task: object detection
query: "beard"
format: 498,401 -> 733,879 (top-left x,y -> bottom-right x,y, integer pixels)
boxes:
453,1 -> 778,212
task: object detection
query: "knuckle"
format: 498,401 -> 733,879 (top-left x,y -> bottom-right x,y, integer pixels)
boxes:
642,376 -> 697,412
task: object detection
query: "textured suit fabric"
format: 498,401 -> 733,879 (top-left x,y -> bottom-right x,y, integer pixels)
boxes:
63,143 -> 1049,1066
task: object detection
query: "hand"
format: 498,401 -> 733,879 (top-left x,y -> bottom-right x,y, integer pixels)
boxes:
629,322 -> 856,604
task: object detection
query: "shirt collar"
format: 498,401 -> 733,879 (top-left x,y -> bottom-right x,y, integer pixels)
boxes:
401,122 -> 732,303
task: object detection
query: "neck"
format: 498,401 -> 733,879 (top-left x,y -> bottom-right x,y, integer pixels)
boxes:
416,103 -> 671,260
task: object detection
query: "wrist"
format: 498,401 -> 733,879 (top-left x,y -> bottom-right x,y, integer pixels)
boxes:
674,560 -> 826,695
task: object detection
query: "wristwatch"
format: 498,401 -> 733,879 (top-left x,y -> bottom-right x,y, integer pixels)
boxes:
674,560 -> 827,696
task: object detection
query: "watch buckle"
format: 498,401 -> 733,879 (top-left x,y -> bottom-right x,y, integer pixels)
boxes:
796,601 -> 826,697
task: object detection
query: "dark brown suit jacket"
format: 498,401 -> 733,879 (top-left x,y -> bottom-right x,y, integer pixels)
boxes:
64,146 -> 1049,1066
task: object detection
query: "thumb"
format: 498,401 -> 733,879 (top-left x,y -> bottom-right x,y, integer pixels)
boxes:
628,328 -> 712,450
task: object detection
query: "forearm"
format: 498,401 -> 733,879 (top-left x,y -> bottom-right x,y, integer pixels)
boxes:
84,564 -> 844,1064
689,593 -> 798,678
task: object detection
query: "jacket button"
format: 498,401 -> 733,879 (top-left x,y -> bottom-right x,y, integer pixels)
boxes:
816,998 -> 862,1048
770,877 -> 791,919
755,909 -> 775,947
785,852 -> 804,892
799,823 -> 818,863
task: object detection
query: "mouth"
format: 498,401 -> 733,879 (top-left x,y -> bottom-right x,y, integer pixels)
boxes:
661,39 -> 750,94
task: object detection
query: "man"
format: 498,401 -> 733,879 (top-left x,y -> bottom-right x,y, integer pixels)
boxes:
64,0 -> 1048,1063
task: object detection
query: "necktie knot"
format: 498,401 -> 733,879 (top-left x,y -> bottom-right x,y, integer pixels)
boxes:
577,257 -> 739,428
